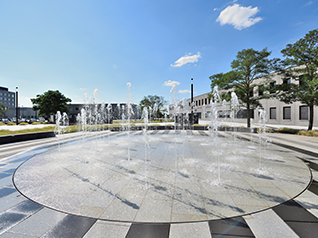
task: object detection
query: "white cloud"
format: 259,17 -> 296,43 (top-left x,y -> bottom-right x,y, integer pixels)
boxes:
171,52 -> 201,67
178,89 -> 191,94
304,1 -> 313,6
79,88 -> 87,91
163,80 -> 180,87
216,4 -> 262,30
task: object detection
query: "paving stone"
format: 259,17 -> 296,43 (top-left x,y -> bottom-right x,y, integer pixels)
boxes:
8,208 -> 66,237
83,221 -> 131,238
41,214 -> 96,238
244,209 -> 299,238
169,221 -> 211,238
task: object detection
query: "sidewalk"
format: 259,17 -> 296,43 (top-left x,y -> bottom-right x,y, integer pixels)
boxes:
199,119 -> 318,131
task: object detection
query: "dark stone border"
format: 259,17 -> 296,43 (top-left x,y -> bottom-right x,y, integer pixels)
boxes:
0,126 -> 257,144
110,125 -> 257,133
0,131 -> 55,145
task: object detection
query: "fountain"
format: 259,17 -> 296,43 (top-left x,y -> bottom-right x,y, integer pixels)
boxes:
12,86 -> 311,224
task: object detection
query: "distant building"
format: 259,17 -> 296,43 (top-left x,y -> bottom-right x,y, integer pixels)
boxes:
0,86 -> 15,117
169,71 -> 318,128
67,103 -> 139,123
0,86 -> 39,119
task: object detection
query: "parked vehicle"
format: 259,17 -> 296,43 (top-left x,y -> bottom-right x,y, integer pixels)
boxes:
38,117 -> 46,122
19,118 -> 28,123
1,118 -> 10,124
29,118 -> 38,123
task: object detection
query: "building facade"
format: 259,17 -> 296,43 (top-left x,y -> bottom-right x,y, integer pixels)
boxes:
0,86 -> 16,117
169,72 -> 318,128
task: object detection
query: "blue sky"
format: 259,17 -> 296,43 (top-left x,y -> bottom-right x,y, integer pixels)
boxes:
1,0 -> 317,108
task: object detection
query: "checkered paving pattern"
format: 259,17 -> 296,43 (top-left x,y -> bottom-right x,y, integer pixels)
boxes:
0,130 -> 317,237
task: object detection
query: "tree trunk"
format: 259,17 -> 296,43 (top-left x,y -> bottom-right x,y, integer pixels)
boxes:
247,103 -> 250,128
308,105 -> 314,131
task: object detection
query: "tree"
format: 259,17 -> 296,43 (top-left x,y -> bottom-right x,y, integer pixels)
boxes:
274,29 -> 318,131
31,90 -> 71,120
209,48 -> 278,128
0,103 -> 8,117
139,95 -> 167,119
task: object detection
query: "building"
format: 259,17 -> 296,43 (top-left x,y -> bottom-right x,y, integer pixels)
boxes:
0,86 -> 40,119
0,86 -> 15,117
169,72 -> 318,128
67,103 -> 139,123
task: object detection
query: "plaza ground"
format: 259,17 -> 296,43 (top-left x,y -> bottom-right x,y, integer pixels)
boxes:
0,127 -> 317,237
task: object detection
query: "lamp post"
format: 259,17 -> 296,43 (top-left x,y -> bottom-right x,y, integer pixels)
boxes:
15,87 -> 19,125
191,78 -> 193,125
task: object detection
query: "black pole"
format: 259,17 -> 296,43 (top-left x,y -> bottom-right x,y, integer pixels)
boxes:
191,78 -> 193,124
15,87 -> 19,125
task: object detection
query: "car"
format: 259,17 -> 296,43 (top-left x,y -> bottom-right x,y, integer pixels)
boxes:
19,118 -> 28,123
38,117 -> 46,122
1,118 -> 10,124
29,118 -> 38,123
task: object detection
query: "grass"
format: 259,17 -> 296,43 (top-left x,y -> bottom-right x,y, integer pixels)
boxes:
0,126 -> 56,136
2,122 -> 317,138
275,127 -> 318,137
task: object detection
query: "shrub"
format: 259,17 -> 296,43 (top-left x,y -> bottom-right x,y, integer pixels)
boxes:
297,130 -> 318,137
0,122 -> 5,126
7,122 -> 16,125
19,122 -> 29,125
275,127 -> 300,134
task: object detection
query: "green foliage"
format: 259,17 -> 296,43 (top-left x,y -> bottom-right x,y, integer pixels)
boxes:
139,95 -> 168,118
275,127 -> 318,137
210,48 -> 278,127
274,29 -> 318,130
0,126 -> 56,136
19,122 -> 29,125
0,103 -> 8,117
298,130 -> 318,137
7,122 -> 16,125
31,90 -> 71,119
0,122 -> 5,126
275,127 -> 300,134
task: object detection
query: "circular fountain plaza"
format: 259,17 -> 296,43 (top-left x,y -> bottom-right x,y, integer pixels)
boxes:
13,130 -> 311,223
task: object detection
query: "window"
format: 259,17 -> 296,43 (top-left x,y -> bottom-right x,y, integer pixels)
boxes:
199,100 -> 201,106
205,98 -> 207,105
258,85 -> 264,96
299,106 -> 308,120
283,107 -> 291,120
270,107 -> 276,119
75,107 -> 79,111
237,109 -> 254,119
283,78 -> 291,84
202,99 -> 204,105
249,88 -> 253,97
283,78 -> 291,91
196,101 -> 197,106
299,75 -> 307,86
270,82 -> 276,94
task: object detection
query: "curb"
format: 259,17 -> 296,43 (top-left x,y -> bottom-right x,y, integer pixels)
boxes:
0,131 -> 56,145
